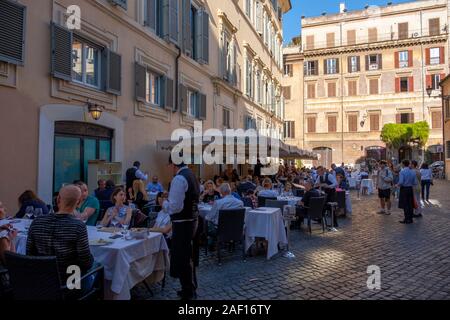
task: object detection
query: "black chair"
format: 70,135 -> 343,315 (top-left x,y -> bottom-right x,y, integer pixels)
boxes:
4,252 -> 104,300
0,265 -> 12,299
303,197 -> 326,235
293,189 -> 305,197
257,196 -> 277,208
242,197 -> 254,209
130,209 -> 149,228
265,200 -> 288,212
216,209 -> 246,265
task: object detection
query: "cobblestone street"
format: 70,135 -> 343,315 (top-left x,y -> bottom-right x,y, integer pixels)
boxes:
134,180 -> 450,300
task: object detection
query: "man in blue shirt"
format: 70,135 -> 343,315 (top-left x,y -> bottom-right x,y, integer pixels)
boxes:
147,175 -> 164,193
396,160 -> 417,224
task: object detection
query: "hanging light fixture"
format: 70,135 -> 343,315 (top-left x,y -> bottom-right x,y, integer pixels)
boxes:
87,102 -> 104,121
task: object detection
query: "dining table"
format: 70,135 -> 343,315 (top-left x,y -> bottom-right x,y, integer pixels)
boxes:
0,218 -> 169,300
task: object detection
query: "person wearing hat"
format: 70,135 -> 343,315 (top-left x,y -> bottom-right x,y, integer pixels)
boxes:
163,154 -> 200,300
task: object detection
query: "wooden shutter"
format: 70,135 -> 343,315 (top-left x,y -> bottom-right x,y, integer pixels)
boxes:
348,114 -> 357,132
440,47 -> 445,64
199,93 -> 207,120
368,28 -> 377,42
408,50 -> 413,67
398,22 -> 408,40
306,35 -> 314,50
408,113 -> 414,123
145,0 -> 156,30
347,30 -> 356,45
336,58 -> 340,73
163,76 -> 174,110
396,114 -> 401,124
426,75 -> 432,88
429,18 -> 440,36
356,56 -> 360,71
408,76 -> 414,92
51,23 -> 73,81
395,78 -> 400,93
313,60 -> 319,75
179,84 -> 188,114
348,80 -> 357,96
365,55 -> 369,71
431,111 -> 442,129
370,79 -> 378,95
327,33 -> 335,48
0,0 -> 26,65
169,0 -> 178,43
370,114 -> 379,131
105,50 -> 122,95
135,62 -> 147,102
283,86 -> 291,100
162,0 -> 170,40
198,10 -> 209,64
291,121 -> 295,138
395,51 -> 399,68
328,82 -> 336,97
182,0 -> 191,55
323,60 -> 328,75
307,117 -> 316,133
347,56 -> 352,73
307,83 -> 315,99
377,54 -> 382,69
328,116 -> 337,133
425,48 -> 430,65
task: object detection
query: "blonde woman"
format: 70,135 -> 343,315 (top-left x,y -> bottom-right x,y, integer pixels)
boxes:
132,180 -> 149,211
258,178 -> 278,198
200,180 -> 220,204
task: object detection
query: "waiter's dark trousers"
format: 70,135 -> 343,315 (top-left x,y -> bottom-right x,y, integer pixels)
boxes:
399,186 -> 414,222
170,220 -> 198,297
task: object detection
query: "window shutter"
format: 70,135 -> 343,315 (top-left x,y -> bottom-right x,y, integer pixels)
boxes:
245,0 -> 251,16
51,23 -> 73,81
110,0 -> 127,10
370,114 -> 379,131
409,113 -> 414,123
145,0 -> 156,30
163,76 -> 174,111
291,122 -> 296,138
169,0 -> 178,43
395,78 -> 400,93
395,52 -> 399,68
313,61 -> 319,75
377,54 -> 382,69
256,2 -> 263,34
365,55 -> 369,71
201,11 -> 209,64
182,0 -> 191,55
283,86 -> 291,100
409,76 -> 414,92
0,0 -> 26,65
440,47 -> 445,64
323,60 -> 328,75
426,75 -> 432,88
347,57 -> 351,73
162,0 -> 170,40
135,62 -> 147,102
396,114 -> 401,123
336,58 -> 340,73
356,56 -> 360,72
199,93 -> 207,120
408,50 -> 413,67
103,50 -> 122,95
179,84 -> 188,114
425,48 -> 430,65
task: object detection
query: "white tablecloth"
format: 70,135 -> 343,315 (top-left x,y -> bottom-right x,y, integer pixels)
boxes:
2,219 -> 169,300
348,177 -> 357,189
277,196 -> 302,206
360,179 -> 374,194
244,207 -> 287,260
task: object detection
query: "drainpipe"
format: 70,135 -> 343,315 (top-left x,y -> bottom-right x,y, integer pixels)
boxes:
174,45 -> 182,112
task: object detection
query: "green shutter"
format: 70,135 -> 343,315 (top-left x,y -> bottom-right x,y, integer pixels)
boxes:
196,10 -> 209,64
182,0 -> 191,55
164,76 -> 174,111
0,0 -> 26,65
109,0 -> 127,10
51,23 -> 73,81
199,93 -> 207,120
135,62 -> 147,102
105,50 -> 122,95
179,84 -> 188,114
145,0 -> 156,30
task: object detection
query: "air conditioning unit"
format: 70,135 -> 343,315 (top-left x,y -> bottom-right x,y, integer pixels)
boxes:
411,32 -> 419,38
369,64 -> 379,70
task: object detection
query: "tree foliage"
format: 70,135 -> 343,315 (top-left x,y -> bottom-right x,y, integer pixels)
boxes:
380,121 -> 430,149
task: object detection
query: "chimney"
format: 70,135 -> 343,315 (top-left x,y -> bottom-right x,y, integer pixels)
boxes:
340,2 -> 346,13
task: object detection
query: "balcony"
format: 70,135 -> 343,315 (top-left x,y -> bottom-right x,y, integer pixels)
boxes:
302,27 -> 448,53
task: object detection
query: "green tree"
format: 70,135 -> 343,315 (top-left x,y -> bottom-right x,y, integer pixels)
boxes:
380,121 -> 430,149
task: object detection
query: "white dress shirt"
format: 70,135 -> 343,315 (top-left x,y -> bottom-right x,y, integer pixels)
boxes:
163,167 -> 189,218
315,173 -> 337,189
135,167 -> 148,181
206,195 -> 244,225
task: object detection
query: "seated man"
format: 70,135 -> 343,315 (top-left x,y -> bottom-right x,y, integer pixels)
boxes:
237,175 -> 256,196
146,176 -> 164,193
26,185 -> 94,287
296,180 -> 321,221
206,183 -> 244,247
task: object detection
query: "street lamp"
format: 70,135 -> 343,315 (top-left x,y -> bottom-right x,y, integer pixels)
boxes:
426,86 -> 433,98
87,102 -> 104,121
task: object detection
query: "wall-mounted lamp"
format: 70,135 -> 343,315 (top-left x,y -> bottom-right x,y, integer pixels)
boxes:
360,113 -> 368,128
87,101 -> 105,121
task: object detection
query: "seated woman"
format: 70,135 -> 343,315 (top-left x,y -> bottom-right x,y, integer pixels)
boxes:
281,182 -> 294,196
200,180 -> 220,204
132,180 -> 149,211
100,188 -> 132,228
15,190 -> 49,218
149,192 -> 172,240
257,178 -> 278,198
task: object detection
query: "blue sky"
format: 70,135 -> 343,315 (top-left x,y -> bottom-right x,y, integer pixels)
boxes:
283,0 -> 416,44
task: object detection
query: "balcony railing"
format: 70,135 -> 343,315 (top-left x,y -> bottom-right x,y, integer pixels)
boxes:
303,27 -> 448,52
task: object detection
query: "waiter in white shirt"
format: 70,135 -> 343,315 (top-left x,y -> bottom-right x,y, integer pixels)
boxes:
163,155 -> 200,300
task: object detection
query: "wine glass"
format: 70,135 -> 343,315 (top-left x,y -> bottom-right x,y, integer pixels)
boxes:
25,206 -> 34,220
34,208 -> 43,218
122,223 -> 129,239
111,219 -> 118,233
